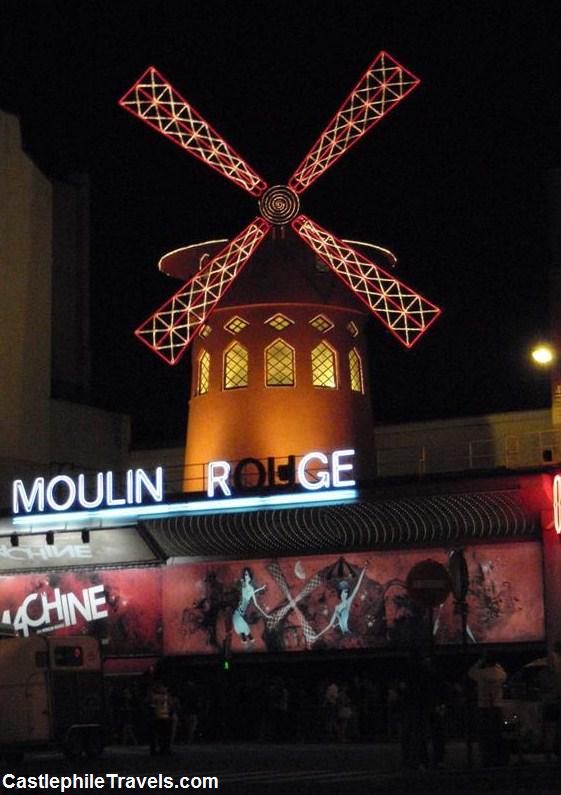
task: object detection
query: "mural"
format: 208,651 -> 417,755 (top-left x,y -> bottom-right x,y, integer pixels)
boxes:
0,543 -> 544,656
0,567 -> 162,655
163,543 -> 545,655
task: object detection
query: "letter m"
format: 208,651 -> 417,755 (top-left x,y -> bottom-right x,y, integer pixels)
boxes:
12,478 -> 45,514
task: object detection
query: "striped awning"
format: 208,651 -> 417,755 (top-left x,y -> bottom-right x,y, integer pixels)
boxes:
143,489 -> 539,559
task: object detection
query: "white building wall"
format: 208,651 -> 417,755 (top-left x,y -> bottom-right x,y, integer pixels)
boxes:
0,111 -> 129,508
0,111 -> 52,482
374,409 -> 556,476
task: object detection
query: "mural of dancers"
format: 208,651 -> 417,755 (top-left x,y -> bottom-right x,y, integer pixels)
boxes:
313,562 -> 369,640
232,567 -> 269,643
163,543 -> 544,656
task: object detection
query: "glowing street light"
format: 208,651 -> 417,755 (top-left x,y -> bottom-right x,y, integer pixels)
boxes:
531,343 -> 555,366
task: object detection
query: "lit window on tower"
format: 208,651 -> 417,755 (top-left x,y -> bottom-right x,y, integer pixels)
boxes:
348,348 -> 363,393
311,342 -> 337,389
266,339 -> 295,386
197,350 -> 210,395
265,313 -> 294,331
309,314 -> 334,333
224,342 -> 249,389
224,316 -> 249,335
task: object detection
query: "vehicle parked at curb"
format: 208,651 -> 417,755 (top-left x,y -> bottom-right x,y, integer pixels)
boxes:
0,635 -> 105,762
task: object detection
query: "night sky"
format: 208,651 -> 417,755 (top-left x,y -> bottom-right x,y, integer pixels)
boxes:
2,1 -> 560,445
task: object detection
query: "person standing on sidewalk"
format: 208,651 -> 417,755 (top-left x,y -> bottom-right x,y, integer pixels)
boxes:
147,680 -> 172,755
468,653 -> 507,766
399,653 -> 430,770
542,641 -> 561,760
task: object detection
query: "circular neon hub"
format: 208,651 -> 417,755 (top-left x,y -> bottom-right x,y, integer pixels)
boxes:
258,185 -> 300,225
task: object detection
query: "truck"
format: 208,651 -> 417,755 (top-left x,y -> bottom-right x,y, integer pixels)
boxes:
0,634 -> 105,761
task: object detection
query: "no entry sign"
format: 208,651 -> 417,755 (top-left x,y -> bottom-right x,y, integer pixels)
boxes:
406,559 -> 452,608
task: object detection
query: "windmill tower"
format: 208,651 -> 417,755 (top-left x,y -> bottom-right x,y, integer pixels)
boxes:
120,52 -> 441,492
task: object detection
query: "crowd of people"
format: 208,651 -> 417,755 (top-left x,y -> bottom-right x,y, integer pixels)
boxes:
103,643 -> 561,768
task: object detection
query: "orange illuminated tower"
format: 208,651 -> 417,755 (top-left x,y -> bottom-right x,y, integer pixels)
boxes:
120,52 -> 441,491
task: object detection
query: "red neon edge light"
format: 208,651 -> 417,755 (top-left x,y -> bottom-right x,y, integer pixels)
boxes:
121,52 -> 439,364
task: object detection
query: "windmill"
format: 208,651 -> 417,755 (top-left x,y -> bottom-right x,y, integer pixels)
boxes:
120,52 -> 441,490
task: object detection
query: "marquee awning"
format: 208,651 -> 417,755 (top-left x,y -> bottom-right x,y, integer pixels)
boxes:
143,489 -> 539,559
0,526 -> 162,575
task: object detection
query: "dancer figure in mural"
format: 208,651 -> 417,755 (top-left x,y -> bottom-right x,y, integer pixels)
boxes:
313,563 -> 369,640
233,567 -> 269,643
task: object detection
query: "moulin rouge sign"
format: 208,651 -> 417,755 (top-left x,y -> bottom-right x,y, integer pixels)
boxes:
206,449 -> 355,497
12,468 -> 165,515
11,449 -> 355,517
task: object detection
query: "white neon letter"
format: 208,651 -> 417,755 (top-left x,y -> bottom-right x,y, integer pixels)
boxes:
298,452 -> 330,491
126,469 -> 134,503
105,471 -> 126,506
46,476 -> 76,511
134,467 -> 164,504
77,473 -> 104,509
332,449 -> 356,488
12,478 -> 45,514
207,461 -> 232,497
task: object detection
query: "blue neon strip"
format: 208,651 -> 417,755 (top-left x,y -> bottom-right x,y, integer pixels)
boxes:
9,489 -> 357,532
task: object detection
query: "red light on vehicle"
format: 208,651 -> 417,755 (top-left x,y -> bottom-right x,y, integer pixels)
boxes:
553,474 -> 561,534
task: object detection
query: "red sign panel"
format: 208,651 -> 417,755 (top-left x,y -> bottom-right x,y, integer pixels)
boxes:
0,568 -> 162,655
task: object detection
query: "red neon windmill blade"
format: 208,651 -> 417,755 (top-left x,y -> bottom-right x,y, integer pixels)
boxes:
292,215 -> 441,348
289,51 -> 420,194
120,67 -> 273,364
135,218 -> 271,364
119,66 -> 268,197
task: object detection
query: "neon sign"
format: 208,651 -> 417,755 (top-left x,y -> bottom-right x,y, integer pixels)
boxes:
12,467 -> 164,515
207,449 -> 355,497
7,455 -> 357,534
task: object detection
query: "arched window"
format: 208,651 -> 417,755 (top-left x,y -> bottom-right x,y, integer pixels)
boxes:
311,342 -> 337,389
224,342 -> 249,389
197,350 -> 210,395
266,339 -> 295,386
348,348 -> 363,393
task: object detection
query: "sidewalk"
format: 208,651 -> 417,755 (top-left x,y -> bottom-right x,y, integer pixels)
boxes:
10,740 -> 561,793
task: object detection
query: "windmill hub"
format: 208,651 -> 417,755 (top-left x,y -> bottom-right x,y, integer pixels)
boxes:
258,185 -> 300,225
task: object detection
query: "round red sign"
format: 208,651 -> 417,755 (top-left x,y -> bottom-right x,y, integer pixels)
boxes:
406,559 -> 452,608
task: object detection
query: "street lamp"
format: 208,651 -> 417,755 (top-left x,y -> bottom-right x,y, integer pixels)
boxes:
531,343 -> 555,366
